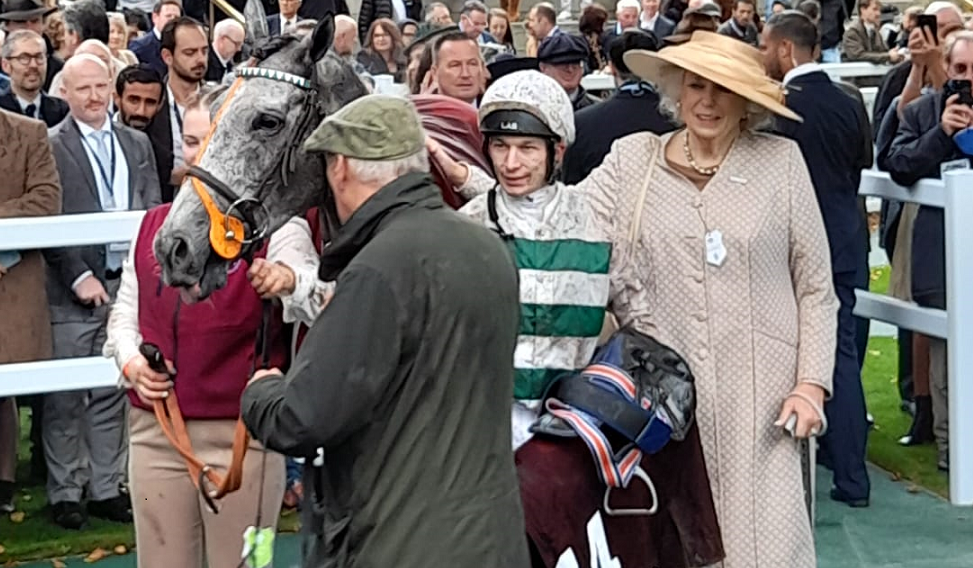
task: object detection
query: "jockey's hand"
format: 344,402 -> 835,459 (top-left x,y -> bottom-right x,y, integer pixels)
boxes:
775,383 -> 826,439
125,354 -> 174,405
248,258 -> 296,298
426,137 -> 470,188
74,275 -> 110,306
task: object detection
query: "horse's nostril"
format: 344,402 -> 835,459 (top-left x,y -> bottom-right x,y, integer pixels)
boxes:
168,236 -> 193,272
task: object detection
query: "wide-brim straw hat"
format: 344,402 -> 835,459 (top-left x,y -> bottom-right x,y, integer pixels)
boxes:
623,31 -> 801,122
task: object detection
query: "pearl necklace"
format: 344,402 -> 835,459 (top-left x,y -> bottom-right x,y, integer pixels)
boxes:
682,131 -> 720,176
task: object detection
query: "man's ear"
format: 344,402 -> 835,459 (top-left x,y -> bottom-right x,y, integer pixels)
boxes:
161,48 -> 173,66
553,140 -> 568,164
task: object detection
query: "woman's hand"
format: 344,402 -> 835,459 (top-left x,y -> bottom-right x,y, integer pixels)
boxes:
426,137 -> 470,188
124,354 -> 174,406
775,383 -> 826,439
248,258 -> 297,299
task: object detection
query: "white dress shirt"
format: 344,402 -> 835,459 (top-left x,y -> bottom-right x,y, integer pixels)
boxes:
72,116 -> 132,287
783,62 -> 823,86
15,93 -> 41,118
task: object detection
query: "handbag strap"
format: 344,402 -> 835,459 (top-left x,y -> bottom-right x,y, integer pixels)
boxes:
626,138 -> 661,262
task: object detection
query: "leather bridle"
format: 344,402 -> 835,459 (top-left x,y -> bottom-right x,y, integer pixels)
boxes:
187,64 -> 323,263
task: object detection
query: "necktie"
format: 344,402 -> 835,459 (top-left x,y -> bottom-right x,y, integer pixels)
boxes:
92,130 -> 116,207
23,103 -> 36,119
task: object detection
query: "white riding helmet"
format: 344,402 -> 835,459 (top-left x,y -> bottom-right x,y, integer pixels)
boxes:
478,70 -> 576,147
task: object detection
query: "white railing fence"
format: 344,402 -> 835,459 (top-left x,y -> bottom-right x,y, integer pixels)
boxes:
1,167 -> 969,506
855,169 -> 973,506
0,211 -> 145,397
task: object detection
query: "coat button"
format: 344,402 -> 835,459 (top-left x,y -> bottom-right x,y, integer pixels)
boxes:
692,196 -> 703,208
694,312 -> 707,322
691,271 -> 704,283
697,348 -> 709,361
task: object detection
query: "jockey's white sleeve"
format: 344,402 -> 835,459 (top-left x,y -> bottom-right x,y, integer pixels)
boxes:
266,216 -> 333,327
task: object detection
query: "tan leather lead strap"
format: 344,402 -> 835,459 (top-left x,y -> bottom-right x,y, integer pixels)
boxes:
153,392 -> 249,507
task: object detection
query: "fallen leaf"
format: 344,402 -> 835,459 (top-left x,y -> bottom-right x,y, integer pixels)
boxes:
889,471 -> 902,481
907,484 -> 920,493
52,559 -> 67,568
21,494 -> 32,502
113,545 -> 127,555
868,350 -> 881,356
8,511 -> 24,523
84,548 -> 108,563
5,560 -> 18,567
0,544 -> 5,554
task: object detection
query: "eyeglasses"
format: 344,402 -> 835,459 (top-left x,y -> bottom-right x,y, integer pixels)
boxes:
4,52 -> 45,66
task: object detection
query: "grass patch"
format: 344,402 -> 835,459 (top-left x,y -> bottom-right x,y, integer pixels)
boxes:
0,410 -> 300,564
861,337 -> 946,497
861,263 -> 945,497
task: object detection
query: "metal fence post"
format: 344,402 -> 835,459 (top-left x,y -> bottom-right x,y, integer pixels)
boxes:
944,169 -> 973,506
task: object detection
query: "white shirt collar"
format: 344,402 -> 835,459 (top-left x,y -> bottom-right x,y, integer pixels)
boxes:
15,93 -> 41,113
641,12 -> 658,28
75,115 -> 112,138
153,27 -> 162,40
214,46 -> 230,67
546,26 -> 560,38
783,62 -> 822,86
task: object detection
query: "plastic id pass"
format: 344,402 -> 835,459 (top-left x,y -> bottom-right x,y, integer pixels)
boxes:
241,526 -> 275,568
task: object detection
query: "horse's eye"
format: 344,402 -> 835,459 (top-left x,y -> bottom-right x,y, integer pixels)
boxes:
253,113 -> 283,132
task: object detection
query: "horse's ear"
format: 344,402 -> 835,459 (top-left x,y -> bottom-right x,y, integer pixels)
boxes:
244,0 -> 269,47
310,12 -> 335,62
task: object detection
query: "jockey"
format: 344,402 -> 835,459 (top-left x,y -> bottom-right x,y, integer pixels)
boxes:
450,70 -> 612,451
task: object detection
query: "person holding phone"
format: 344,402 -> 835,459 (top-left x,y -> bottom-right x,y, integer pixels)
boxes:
884,30 -> 973,473
0,107 -> 62,513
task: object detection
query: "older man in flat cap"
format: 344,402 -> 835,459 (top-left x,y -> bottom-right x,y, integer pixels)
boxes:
241,94 -> 530,568
537,34 -> 600,111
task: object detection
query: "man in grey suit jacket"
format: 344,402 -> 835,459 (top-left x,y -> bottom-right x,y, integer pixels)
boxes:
43,54 -> 161,530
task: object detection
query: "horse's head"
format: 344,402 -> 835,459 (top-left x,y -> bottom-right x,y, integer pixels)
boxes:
154,1 -> 368,299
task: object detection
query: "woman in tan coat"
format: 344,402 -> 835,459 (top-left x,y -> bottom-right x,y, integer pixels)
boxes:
434,31 -> 836,567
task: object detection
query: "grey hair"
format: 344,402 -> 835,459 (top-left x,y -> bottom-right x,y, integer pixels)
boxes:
654,66 -> 774,133
945,30 -> 973,65
424,2 -> 449,22
337,148 -> 430,186
0,29 -> 46,59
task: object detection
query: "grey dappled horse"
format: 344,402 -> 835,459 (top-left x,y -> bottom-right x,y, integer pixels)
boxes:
154,0 -> 368,298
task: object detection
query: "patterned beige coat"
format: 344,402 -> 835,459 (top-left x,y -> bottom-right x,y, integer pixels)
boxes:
465,129 -> 837,567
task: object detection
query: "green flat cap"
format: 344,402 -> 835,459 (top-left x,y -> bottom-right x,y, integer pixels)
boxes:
304,95 -> 425,160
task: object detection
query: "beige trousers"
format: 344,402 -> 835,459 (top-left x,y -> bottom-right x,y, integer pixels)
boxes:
128,408 -> 285,568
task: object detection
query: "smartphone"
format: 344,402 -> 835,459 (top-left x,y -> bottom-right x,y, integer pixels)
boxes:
0,250 -> 21,270
917,14 -> 938,45
944,79 -> 973,106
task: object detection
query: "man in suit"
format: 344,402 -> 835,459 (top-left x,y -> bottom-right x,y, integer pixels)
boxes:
0,0 -> 62,91
763,10 -> 871,508
458,1 -> 496,45
299,0 -> 349,20
0,30 -> 68,127
206,18 -> 243,82
144,17 -> 206,202
128,0 -> 182,76
526,2 -> 563,47
562,29 -> 674,184
600,0 -> 641,55
0,107 -> 62,515
841,0 -> 901,64
639,0 -> 676,39
268,0 -> 303,36
44,54 -> 161,530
